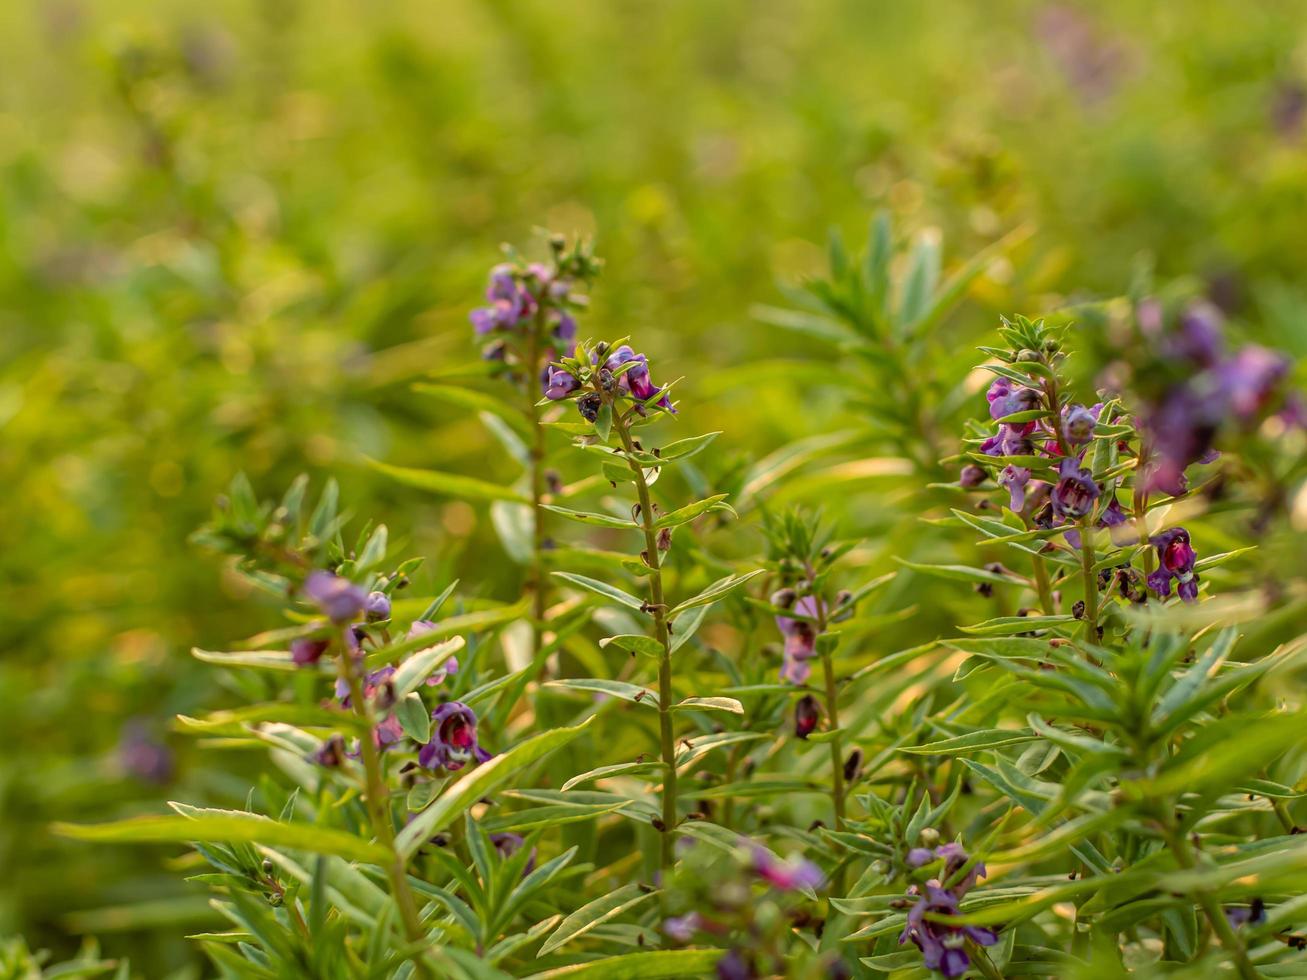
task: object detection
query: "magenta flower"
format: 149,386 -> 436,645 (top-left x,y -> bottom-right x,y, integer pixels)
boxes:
997,464 -> 1032,511
751,845 -> 824,891
291,637 -> 329,666
544,366 -> 580,400
469,264 -> 536,336
600,345 -> 675,413
1061,403 -> 1099,445
776,595 -> 823,685
303,571 -> 366,624
1146,527 -> 1201,601
419,701 -> 492,772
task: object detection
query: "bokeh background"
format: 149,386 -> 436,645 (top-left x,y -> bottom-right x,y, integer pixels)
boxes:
3,0 -> 1306,973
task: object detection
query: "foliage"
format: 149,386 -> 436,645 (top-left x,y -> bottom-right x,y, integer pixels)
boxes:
4,2 -> 1307,977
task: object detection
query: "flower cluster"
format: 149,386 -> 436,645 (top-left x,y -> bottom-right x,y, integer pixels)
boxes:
543,341 -> 677,417
1146,526 -> 1201,601
900,842 -> 998,978
468,237 -> 600,389
1125,299 -> 1301,496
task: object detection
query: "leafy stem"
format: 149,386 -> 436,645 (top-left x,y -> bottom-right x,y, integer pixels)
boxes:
1155,810 -> 1260,980
527,313 -> 549,669
613,409 -> 679,875
1078,518 -> 1098,639
336,628 -> 431,977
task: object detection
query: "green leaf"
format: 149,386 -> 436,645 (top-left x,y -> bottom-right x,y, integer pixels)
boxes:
392,636 -> 465,697
899,731 -> 1029,757
551,572 -> 646,610
54,812 -> 389,863
479,802 -> 629,834
560,762 -> 665,792
655,432 -> 720,461
537,882 -> 659,956
362,457 -> 529,504
895,558 -> 1028,587
191,648 -> 326,673
667,570 -> 764,620
653,494 -> 736,529
959,615 -> 1075,636
396,718 -> 595,858
599,634 -> 665,657
545,678 -> 657,707
522,950 -> 723,979
593,402 -> 612,441
672,696 -> 744,715
412,382 -> 531,435
542,505 -> 638,529
395,692 -> 430,743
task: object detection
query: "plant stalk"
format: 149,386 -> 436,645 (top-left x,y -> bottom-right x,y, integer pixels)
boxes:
337,632 -> 431,976
615,413 -> 678,874
1078,518 -> 1098,639
527,316 -> 549,671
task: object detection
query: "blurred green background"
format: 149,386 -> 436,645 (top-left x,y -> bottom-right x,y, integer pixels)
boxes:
3,0 -> 1306,973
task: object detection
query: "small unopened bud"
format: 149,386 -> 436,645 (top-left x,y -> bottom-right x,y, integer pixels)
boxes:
794,695 -> 820,739
652,818 -> 667,832
598,368 -> 616,392
959,463 -> 986,488
657,527 -> 673,552
545,469 -> 563,495
843,748 -> 862,783
918,827 -> 940,847
262,859 -> 274,875
364,591 -> 391,621
1072,600 -> 1086,620
770,587 -> 797,610
312,734 -> 346,768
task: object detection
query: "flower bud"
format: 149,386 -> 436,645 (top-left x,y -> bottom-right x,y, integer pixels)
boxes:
918,827 -> 941,847
364,591 -> 391,621
770,587 -> 797,611
794,695 -> 820,739
959,464 -> 986,488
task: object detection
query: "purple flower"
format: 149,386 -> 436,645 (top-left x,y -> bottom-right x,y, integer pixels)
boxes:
663,911 -> 702,943
364,591 -> 391,621
716,950 -> 756,980
986,377 -> 1040,421
119,721 -> 174,784
899,844 -> 996,978
959,464 -> 986,488
1219,345 -> 1290,423
600,345 -> 675,414
1226,898 -> 1266,929
1062,404 -> 1098,446
906,847 -> 935,868
544,366 -> 580,400
775,595 -> 823,685
303,571 -> 366,624
997,464 -> 1032,511
794,694 -> 820,739
291,636 -> 329,666
751,845 -> 824,891
469,264 -> 536,336
899,881 -> 998,978
1170,301 -> 1225,368
1146,527 -> 1201,601
312,733 -> 346,768
1051,458 -> 1100,519
406,620 -> 458,679
419,701 -> 492,772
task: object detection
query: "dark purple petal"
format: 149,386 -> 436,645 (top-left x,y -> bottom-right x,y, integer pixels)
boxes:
303,571 -> 366,624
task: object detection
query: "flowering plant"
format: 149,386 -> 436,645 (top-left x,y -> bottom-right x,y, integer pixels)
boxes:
51,233 -> 1307,980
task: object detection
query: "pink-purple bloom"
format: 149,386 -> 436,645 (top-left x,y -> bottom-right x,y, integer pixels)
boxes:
1146,527 -> 1201,601
599,345 -> 675,414
470,264 -> 537,337
419,701 -> 492,772
1051,457 -> 1100,519
899,842 -> 997,978
303,571 -> 366,624
751,845 -> 824,891
775,595 -> 823,685
291,636 -> 329,666
794,694 -> 820,739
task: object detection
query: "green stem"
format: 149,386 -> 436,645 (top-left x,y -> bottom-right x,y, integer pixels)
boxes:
615,414 -> 678,875
337,632 -> 431,976
1078,518 -> 1098,639
1159,817 -> 1260,979
968,939 -> 1005,980
527,317 -> 549,674
1032,553 -> 1056,615
820,649 -> 846,832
